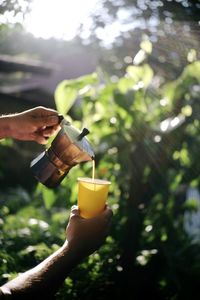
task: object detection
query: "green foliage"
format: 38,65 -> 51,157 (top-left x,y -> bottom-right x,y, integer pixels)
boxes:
52,54 -> 200,299
1,46 -> 200,299
55,73 -> 98,115
36,184 -> 56,210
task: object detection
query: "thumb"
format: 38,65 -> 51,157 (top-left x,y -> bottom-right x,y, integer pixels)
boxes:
70,205 -> 80,217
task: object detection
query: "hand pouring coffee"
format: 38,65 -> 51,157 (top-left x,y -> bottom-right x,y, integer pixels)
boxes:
30,117 -> 94,188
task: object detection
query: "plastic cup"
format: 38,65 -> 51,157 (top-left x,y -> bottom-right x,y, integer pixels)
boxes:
77,177 -> 111,218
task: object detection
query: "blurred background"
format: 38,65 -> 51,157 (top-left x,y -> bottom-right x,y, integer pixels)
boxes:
0,0 -> 200,299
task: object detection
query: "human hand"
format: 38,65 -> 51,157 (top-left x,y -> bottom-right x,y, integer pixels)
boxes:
0,205 -> 112,299
6,106 -> 61,144
66,205 -> 113,258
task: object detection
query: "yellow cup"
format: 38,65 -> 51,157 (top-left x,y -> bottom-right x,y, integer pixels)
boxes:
77,177 -> 111,218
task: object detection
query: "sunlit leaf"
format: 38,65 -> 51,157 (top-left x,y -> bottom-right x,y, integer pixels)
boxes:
42,187 -> 56,209
140,39 -> 152,54
170,172 -> 183,192
182,61 -> 200,82
54,73 -> 98,115
142,64 -> 154,86
54,80 -> 77,115
179,148 -> 190,167
117,77 -> 135,93
126,64 -> 153,87
184,198 -> 199,211
187,49 -> 197,63
133,49 -> 146,65
181,105 -> 192,117
0,138 -> 13,146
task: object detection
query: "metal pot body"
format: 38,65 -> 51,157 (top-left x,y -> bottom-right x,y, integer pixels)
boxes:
30,121 -> 94,188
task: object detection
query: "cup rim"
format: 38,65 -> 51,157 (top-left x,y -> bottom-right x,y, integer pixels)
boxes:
77,177 -> 111,185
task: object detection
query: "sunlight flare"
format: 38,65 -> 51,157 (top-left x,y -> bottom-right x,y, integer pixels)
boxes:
24,0 -> 99,40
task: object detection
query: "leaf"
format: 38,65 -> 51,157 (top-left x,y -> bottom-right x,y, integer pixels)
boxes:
133,49 -> 146,65
142,64 -> 154,86
163,61 -> 200,104
126,64 -> 153,87
54,80 -> 77,115
182,60 -> 200,82
54,73 -> 98,115
117,77 -> 135,93
181,105 -> 192,117
140,39 -> 152,54
187,49 -> 197,63
42,187 -> 56,210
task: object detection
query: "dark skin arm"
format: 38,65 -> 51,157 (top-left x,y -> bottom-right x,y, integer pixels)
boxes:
0,206 -> 112,300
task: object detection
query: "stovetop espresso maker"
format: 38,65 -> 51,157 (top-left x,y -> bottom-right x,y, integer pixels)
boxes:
30,118 -> 94,188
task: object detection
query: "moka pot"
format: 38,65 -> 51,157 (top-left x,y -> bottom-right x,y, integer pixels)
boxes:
30,119 -> 94,188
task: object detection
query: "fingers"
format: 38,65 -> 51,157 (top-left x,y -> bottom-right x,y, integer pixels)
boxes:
90,204 -> 112,220
71,205 -> 79,213
32,133 -> 49,145
34,115 -> 60,128
29,107 -> 61,128
40,124 -> 60,137
71,204 -> 113,219
68,205 -> 113,224
70,205 -> 80,217
34,124 -> 61,144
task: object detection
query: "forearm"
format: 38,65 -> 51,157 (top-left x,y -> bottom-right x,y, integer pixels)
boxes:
0,241 -> 82,300
0,115 -> 13,139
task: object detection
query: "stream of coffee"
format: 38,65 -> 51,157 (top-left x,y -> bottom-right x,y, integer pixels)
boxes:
92,159 -> 95,181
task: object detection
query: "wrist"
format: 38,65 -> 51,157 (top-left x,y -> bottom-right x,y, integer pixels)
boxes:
62,240 -> 85,266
